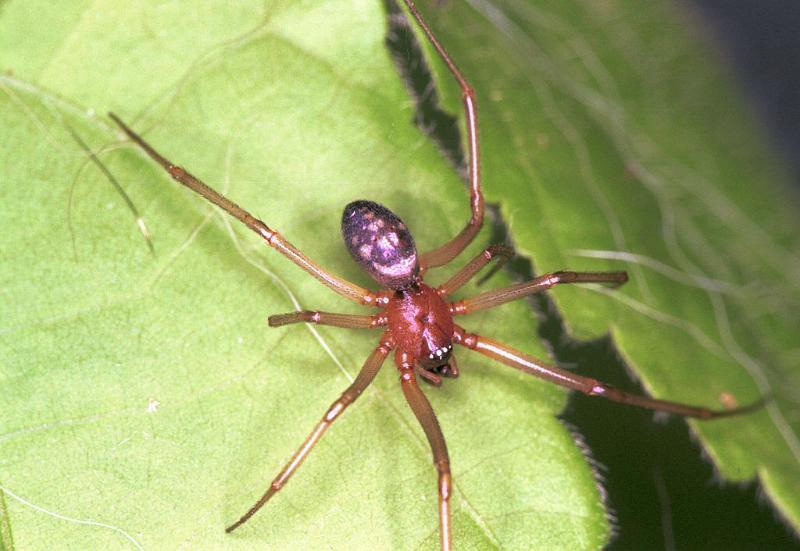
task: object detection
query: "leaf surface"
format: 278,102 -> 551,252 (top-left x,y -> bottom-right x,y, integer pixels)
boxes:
3,0 -> 799,549
410,0 -> 800,539
1,1 -> 611,549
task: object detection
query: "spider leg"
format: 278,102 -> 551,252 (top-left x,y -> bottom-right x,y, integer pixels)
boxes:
438,244 -> 513,296
418,367 -> 444,387
396,352 -> 452,550
226,334 -> 393,533
404,1 -> 484,270
268,310 -> 387,329
442,355 -> 459,378
451,271 -> 628,315
453,325 -> 764,419
108,113 -> 381,307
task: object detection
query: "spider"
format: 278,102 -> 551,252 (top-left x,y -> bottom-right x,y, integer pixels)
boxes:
108,1 -> 761,548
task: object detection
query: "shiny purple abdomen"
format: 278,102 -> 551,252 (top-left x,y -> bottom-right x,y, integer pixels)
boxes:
341,200 -> 419,290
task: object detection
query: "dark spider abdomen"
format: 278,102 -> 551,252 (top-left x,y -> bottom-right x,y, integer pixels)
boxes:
342,200 -> 419,290
386,283 -> 454,370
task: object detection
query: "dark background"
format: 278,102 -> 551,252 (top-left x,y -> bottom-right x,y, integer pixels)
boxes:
688,0 -> 800,187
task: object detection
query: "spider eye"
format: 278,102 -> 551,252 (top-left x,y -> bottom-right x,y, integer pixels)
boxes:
420,344 -> 453,370
342,200 -> 419,290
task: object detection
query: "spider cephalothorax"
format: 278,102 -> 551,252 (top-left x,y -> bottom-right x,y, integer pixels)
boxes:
387,282 -> 455,374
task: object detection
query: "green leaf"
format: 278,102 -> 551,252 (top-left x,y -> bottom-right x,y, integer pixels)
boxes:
1,1 -> 607,549
2,2 -> 798,550
411,0 -> 800,541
